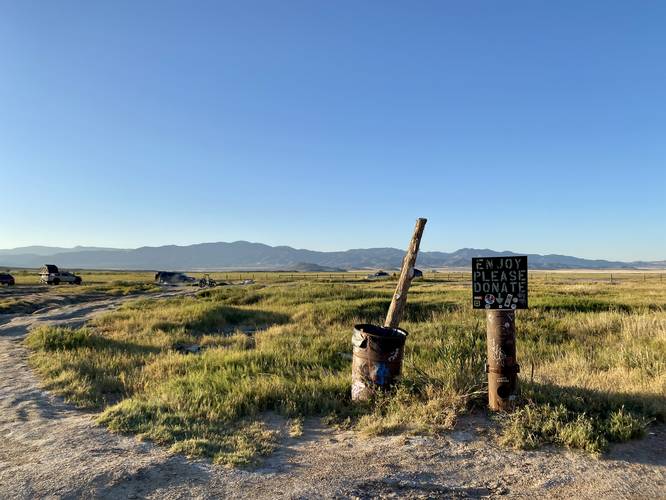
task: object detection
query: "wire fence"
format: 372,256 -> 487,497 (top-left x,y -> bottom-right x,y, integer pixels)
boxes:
202,271 -> 666,285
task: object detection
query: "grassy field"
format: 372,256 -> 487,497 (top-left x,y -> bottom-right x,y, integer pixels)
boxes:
5,267 -> 665,286
24,273 -> 666,466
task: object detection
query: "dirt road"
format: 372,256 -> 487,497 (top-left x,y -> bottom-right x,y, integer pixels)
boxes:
0,292 -> 664,499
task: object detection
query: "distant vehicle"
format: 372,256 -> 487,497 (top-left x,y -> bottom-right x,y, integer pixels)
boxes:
155,271 -> 196,285
413,268 -> 423,278
198,274 -> 217,288
366,270 -> 390,279
0,273 -> 15,286
39,264 -> 82,285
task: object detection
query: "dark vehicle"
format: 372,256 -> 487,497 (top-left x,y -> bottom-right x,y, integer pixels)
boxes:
154,271 -> 196,285
366,270 -> 390,279
0,273 -> 15,286
39,265 -> 82,285
413,268 -> 423,278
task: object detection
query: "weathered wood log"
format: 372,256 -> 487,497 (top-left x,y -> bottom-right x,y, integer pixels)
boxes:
384,218 -> 427,328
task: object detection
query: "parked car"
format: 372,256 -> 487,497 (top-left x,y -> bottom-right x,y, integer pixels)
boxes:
0,273 -> 15,286
39,264 -> 82,285
366,270 -> 390,279
154,271 -> 196,285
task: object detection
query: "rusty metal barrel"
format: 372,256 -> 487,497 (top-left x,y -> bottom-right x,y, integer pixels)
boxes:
486,310 -> 520,411
351,323 -> 408,401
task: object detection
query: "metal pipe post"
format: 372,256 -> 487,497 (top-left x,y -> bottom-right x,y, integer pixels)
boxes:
486,309 -> 520,411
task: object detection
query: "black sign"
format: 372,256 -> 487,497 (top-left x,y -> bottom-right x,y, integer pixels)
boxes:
472,256 -> 528,309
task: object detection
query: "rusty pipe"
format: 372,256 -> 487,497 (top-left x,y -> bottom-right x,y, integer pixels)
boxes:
486,309 -> 520,411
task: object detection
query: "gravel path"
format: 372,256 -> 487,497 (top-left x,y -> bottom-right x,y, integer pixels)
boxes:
0,291 -> 664,499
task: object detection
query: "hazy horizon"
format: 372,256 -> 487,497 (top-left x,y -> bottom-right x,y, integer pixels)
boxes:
0,240 -> 663,263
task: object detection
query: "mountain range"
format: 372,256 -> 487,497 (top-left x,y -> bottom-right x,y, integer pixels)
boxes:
0,242 -> 663,271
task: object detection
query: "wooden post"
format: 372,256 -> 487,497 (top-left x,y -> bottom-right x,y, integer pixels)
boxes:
384,218 -> 427,328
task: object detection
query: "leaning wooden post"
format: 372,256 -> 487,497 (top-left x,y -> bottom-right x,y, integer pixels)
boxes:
384,218 -> 427,328
351,217 -> 427,401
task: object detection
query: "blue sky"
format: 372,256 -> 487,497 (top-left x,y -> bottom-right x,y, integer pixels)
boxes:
1,1 -> 664,261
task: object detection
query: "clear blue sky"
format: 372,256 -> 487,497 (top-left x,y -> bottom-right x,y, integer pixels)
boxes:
2,1 -> 665,261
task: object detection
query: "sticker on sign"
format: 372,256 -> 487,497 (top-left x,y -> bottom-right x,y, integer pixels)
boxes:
472,256 -> 528,309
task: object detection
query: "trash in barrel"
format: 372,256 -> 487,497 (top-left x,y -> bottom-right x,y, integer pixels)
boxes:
351,323 -> 408,401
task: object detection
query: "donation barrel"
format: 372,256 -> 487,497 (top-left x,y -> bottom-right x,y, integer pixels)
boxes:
351,323 -> 408,401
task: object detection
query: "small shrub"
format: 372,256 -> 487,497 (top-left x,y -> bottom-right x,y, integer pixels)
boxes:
607,407 -> 648,442
499,403 -> 650,454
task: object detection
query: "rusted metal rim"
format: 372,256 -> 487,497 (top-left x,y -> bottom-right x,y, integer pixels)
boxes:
354,323 -> 408,338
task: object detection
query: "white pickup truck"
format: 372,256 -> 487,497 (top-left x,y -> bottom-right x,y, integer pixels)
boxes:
39,264 -> 82,285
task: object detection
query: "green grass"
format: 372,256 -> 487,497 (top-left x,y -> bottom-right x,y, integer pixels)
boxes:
25,275 -> 666,465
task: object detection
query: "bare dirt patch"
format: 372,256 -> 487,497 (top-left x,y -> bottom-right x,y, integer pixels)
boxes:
0,284 -> 156,316
0,291 -> 664,498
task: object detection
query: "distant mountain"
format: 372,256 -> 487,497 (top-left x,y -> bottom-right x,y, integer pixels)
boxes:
0,241 -> 662,271
0,245 -> 119,256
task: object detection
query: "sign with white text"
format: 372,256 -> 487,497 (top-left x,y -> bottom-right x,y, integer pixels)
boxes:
472,256 -> 528,309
